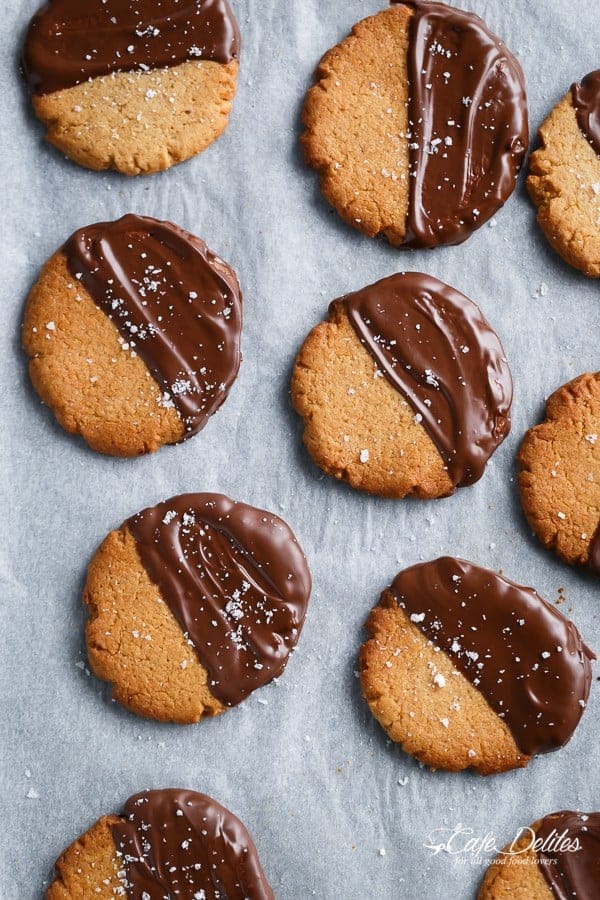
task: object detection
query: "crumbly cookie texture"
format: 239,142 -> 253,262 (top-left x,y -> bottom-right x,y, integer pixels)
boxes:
23,252 -> 184,456
528,93 -> 600,277
360,592 -> 527,775
518,372 -> 600,569
84,525 -> 224,724
46,815 -> 122,900
32,60 -> 238,175
291,300 -> 452,498
301,5 -> 412,244
477,826 -> 553,900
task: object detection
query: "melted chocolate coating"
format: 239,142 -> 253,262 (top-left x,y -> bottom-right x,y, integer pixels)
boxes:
112,789 -> 274,899
401,0 -> 528,247
389,557 -> 595,756
62,214 -> 242,442
342,272 -> 512,488
23,0 -> 240,96
536,811 -> 600,900
128,493 -> 311,706
571,70 -> 600,158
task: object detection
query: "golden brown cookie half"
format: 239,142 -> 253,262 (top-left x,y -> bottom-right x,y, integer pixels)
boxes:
23,214 -> 242,457
84,493 -> 311,723
301,2 -> 527,247
478,811 -> 600,899
291,272 -> 512,499
528,71 -> 600,277
359,558 -> 594,775
47,789 -> 274,899
518,373 -> 600,575
22,1 -> 240,175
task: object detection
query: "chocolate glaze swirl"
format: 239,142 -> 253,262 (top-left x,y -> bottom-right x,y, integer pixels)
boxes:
536,811 -> 600,900
400,0 -> 528,247
389,557 -> 595,756
112,789 -> 274,899
342,272 -> 512,489
571,70 -> 600,158
62,214 -> 242,442
23,0 -> 241,96
128,493 -> 311,706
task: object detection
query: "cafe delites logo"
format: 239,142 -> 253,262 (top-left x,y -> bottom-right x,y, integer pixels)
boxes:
423,821 -> 582,865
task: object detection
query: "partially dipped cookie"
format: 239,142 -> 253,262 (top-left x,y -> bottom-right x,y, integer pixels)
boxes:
529,71 -> 600,276
23,215 -> 242,456
519,373 -> 600,576
360,558 -> 594,775
84,493 -> 311,723
301,1 -> 528,247
478,810 -> 600,899
47,788 -> 274,899
23,0 -> 240,174
291,272 -> 512,498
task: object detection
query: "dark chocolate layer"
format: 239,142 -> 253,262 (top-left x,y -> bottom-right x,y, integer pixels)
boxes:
402,0 -> 528,246
341,272 -> 512,488
112,789 -> 274,899
571,70 -> 600,158
128,493 -> 311,706
24,0 -> 241,96
63,214 -> 242,442
389,557 -> 594,756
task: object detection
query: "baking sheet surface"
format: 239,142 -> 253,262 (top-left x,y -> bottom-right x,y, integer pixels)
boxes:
1,2 -> 599,897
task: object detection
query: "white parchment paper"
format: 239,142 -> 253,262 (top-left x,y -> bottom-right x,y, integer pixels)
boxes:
1,2 -> 599,897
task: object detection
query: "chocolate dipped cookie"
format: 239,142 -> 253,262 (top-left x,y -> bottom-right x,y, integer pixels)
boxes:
23,0 -> 240,174
47,788 -> 274,899
478,810 -> 600,899
518,373 -> 600,576
23,214 -> 242,456
529,71 -> 600,277
301,1 -> 528,247
84,493 -> 312,723
360,558 -> 594,774
291,272 -> 512,498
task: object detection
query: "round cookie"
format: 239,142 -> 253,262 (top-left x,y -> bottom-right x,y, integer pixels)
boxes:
291,272 -> 512,499
359,557 -> 594,775
528,71 -> 600,277
84,493 -> 311,723
478,810 -> 600,899
46,788 -> 274,899
23,214 -> 242,457
22,0 -> 240,175
518,373 -> 600,575
301,1 -> 528,247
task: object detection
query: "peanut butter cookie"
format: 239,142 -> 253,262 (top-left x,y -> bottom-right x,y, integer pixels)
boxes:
528,71 -> 600,277
23,0 -> 240,175
518,373 -> 600,575
478,811 -> 600,899
84,493 -> 311,723
291,272 -> 512,499
47,789 -> 274,899
360,558 -> 594,775
301,2 -> 527,247
23,215 -> 242,457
